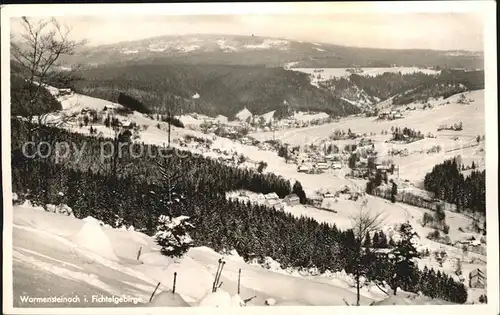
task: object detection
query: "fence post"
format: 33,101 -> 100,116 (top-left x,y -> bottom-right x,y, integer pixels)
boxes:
173,272 -> 177,294
149,282 -> 161,302
136,247 -> 142,261
237,269 -> 241,295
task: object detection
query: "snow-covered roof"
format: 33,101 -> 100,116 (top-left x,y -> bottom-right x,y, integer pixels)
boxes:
235,107 -> 253,121
121,120 -> 132,127
257,110 -> 276,125
265,192 -> 280,200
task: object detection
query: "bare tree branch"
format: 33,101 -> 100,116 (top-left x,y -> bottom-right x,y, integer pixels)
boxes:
11,16 -> 86,129
350,198 -> 386,243
349,198 -> 387,306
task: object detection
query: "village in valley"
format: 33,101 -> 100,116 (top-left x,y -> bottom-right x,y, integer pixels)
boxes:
5,8 -> 493,311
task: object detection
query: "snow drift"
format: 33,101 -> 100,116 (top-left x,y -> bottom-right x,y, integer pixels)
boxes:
198,290 -> 246,307
70,218 -> 119,261
149,290 -> 190,307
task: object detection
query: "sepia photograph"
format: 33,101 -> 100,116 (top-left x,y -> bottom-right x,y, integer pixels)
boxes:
1,2 -> 498,314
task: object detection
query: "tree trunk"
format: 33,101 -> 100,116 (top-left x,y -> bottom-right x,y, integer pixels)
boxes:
167,110 -> 171,147
356,270 -> 360,306
356,242 -> 361,306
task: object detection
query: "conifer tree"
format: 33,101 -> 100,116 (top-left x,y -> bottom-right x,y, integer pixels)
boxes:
363,233 -> 372,248
372,231 -> 380,248
292,181 -> 307,204
155,215 -> 194,257
388,222 -> 420,294
391,182 -> 398,203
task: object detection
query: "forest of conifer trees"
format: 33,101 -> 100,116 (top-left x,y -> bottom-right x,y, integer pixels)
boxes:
424,158 -> 486,215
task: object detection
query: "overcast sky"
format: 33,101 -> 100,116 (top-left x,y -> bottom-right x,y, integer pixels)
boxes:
10,12 -> 484,51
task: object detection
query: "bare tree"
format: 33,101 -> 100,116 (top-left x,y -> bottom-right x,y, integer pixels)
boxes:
350,198 -> 386,306
11,17 -> 86,135
10,17 -> 87,206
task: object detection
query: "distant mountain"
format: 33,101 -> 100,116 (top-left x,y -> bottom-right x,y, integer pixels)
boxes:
59,34 -> 484,69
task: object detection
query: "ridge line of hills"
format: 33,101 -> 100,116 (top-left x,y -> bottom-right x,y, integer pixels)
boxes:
56,34 -> 484,69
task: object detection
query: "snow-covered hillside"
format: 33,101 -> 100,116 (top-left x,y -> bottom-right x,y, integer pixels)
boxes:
14,85 -> 487,306
250,90 -> 486,186
292,67 -> 441,85
12,204 -> 401,307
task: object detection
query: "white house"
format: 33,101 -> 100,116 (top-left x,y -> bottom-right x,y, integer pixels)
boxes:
332,162 -> 342,170
273,202 -> 285,211
315,162 -> 329,170
322,192 -> 335,199
297,165 -> 310,173
121,120 -> 133,128
264,192 -> 280,200
235,107 -> 253,122
283,194 -> 300,206
240,137 -> 253,145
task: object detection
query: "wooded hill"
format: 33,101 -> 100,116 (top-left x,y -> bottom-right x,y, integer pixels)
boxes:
10,62 -> 63,117
424,158 -> 486,215
321,69 -> 484,106
72,64 -> 360,118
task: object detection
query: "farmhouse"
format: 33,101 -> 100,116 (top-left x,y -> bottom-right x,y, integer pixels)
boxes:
121,120 -> 133,129
58,88 -> 72,96
332,162 -> 342,170
235,107 -> 253,122
376,164 -> 391,172
315,162 -> 329,170
262,193 -> 284,210
283,194 -> 300,206
264,192 -> 280,201
325,154 -> 341,161
322,192 -> 335,199
273,202 -> 285,211
310,196 -> 323,207
297,165 -> 310,173
378,112 -> 390,119
240,137 -> 253,145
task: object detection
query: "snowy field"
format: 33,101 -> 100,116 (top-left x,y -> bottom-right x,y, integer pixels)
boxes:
250,90 -> 484,145
290,67 -> 441,87
250,90 -> 485,186
292,67 -> 441,79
